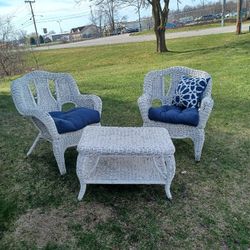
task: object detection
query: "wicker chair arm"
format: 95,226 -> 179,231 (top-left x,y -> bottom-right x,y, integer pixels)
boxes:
25,109 -> 59,136
198,96 -> 214,128
138,94 -> 152,123
74,94 -> 102,115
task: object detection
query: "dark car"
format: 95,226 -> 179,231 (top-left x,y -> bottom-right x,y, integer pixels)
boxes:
201,14 -> 216,21
125,27 -> 139,33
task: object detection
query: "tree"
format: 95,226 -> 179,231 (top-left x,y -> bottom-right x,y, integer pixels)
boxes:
0,18 -> 26,76
90,5 -> 104,37
76,0 -> 122,34
236,0 -> 242,34
30,37 -> 36,45
148,0 -> 170,52
39,35 -> 44,44
124,0 -> 148,31
17,30 -> 28,45
98,0 -> 123,33
76,0 -> 171,52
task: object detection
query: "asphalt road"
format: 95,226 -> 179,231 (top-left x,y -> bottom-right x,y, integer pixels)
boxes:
35,23 -> 250,51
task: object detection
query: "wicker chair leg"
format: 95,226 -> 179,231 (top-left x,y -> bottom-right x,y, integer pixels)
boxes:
52,142 -> 66,175
77,184 -> 87,201
27,133 -> 41,156
192,131 -> 205,162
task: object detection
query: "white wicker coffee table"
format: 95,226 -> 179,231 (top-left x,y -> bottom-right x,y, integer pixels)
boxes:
76,126 -> 176,200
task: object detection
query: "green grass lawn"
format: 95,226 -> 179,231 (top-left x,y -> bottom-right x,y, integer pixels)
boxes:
0,32 -> 250,249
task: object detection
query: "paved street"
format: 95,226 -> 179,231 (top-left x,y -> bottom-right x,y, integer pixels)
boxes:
35,23 -> 250,51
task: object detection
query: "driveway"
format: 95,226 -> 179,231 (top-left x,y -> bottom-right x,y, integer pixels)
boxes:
35,23 -> 250,51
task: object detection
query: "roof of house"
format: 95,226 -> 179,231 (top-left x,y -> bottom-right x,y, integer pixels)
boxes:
70,24 -> 97,33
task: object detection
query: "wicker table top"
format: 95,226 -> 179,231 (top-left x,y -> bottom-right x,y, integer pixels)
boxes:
77,126 -> 175,156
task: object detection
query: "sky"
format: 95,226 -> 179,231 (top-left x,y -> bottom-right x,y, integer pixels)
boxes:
0,0 -> 217,35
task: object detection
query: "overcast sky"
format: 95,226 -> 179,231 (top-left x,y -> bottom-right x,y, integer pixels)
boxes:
0,0 -> 218,35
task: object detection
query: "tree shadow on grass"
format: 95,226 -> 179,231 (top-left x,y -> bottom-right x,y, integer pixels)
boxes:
0,93 -> 17,113
168,37 -> 250,54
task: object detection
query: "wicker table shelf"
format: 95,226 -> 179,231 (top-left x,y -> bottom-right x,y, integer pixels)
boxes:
76,126 -> 176,200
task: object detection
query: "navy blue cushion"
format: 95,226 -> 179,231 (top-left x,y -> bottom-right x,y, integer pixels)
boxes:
49,107 -> 100,134
172,76 -> 210,108
148,105 -> 199,126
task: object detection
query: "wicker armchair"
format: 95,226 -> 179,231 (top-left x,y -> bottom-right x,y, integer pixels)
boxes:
138,66 -> 214,161
11,70 -> 102,175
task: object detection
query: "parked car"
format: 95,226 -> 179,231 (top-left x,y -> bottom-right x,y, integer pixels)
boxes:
225,12 -> 237,18
195,14 -> 216,22
201,14 -> 216,21
165,23 -> 177,29
172,20 -> 184,28
215,13 -> 222,19
179,16 -> 194,24
125,27 -> 139,33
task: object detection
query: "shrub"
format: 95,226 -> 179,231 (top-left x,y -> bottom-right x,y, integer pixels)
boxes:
0,18 -> 27,77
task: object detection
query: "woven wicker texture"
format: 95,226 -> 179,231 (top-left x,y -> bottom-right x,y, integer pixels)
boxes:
11,70 -> 102,175
78,126 -> 175,155
138,66 -> 214,161
76,126 -> 176,200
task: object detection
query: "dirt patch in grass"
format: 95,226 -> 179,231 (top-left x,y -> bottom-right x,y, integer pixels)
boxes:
72,202 -> 114,230
2,202 -> 114,248
13,208 -> 72,247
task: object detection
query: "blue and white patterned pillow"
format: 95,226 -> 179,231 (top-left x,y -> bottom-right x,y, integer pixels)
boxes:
172,76 -> 210,108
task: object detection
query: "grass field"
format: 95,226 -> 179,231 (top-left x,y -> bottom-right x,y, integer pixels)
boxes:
0,32 -> 250,249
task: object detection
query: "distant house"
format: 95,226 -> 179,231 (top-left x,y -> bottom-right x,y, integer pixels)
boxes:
70,25 -> 100,41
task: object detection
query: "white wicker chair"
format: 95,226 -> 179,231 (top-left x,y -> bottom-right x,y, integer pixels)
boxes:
138,66 -> 214,161
11,70 -> 102,175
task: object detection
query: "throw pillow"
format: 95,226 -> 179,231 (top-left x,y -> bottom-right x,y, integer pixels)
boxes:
172,76 -> 210,108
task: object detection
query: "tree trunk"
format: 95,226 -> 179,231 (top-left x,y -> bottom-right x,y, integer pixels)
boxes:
155,26 -> 168,52
138,8 -> 142,32
236,0 -> 242,35
151,0 -> 169,53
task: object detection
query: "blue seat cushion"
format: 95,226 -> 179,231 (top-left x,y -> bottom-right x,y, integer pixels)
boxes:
49,107 -> 100,134
148,105 -> 199,126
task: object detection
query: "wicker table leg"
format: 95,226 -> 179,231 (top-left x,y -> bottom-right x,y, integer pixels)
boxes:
164,154 -> 176,200
78,184 -> 86,201
76,155 -> 99,201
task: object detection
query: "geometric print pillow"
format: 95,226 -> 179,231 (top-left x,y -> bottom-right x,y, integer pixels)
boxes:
172,76 -> 210,108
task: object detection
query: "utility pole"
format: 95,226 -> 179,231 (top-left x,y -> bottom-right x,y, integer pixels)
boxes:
236,0 -> 243,34
57,20 -> 63,33
25,0 -> 40,46
221,0 -> 226,27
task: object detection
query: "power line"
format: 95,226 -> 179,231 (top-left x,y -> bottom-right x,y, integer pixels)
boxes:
14,13 -> 32,24
17,12 -> 90,31
36,13 -> 90,23
35,11 -> 89,21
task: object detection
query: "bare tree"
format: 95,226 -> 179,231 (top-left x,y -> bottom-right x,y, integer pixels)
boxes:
98,0 -> 123,33
191,0 -> 207,8
148,0 -> 170,52
90,5 -> 104,36
76,0 -> 123,34
0,18 -> 27,77
124,0 -> 148,31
